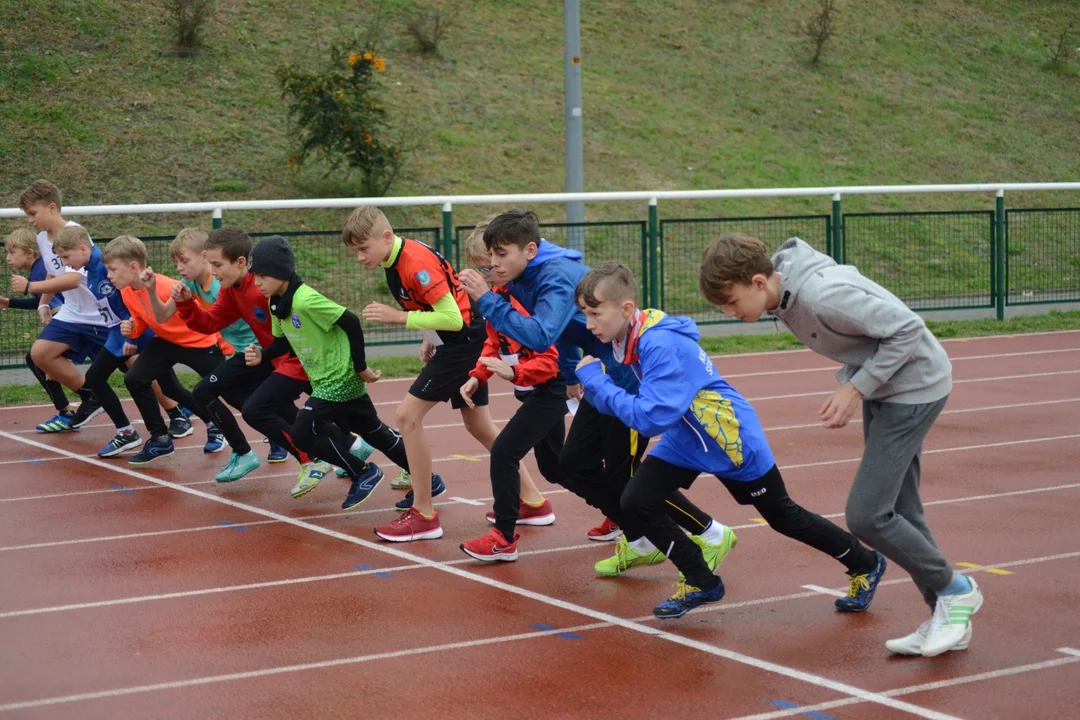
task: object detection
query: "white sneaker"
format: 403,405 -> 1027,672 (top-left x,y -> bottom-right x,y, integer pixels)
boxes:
886,618 -> 972,655
921,576 -> 983,657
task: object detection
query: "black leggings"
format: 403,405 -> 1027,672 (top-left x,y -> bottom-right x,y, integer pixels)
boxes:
290,395 -> 408,476
559,399 -> 713,541
26,352 -> 69,411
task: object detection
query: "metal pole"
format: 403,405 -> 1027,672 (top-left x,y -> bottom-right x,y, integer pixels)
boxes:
831,192 -> 842,262
563,0 -> 585,253
995,190 -> 1005,321
648,198 -> 659,308
442,202 -> 453,261
212,208 -> 222,229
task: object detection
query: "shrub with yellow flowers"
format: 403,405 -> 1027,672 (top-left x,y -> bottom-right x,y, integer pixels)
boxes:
276,40 -> 404,196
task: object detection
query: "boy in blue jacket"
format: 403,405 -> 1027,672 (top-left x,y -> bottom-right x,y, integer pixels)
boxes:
574,262 -> 884,619
459,210 -> 732,577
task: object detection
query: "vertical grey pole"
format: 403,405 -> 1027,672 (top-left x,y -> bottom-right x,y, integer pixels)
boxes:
564,0 -> 585,253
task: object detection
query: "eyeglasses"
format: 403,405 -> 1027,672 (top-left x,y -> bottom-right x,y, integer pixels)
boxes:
474,266 -> 492,277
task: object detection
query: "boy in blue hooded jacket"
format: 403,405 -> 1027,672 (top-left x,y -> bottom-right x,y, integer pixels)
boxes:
573,262 -> 885,620
459,210 -> 733,578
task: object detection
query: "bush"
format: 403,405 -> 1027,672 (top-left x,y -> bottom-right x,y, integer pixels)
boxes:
161,0 -> 216,53
277,40 -> 406,197
405,5 -> 458,56
802,0 -> 838,67
1045,20 -> 1076,73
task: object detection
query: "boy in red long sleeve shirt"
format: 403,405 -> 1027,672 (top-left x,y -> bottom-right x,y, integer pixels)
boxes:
458,219 -> 561,562
173,227 -> 338,494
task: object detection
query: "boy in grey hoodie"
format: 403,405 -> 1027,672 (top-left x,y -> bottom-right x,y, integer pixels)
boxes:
699,233 -> 984,658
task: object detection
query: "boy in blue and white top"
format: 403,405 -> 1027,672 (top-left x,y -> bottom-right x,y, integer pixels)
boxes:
52,226 -> 152,457
574,262 -> 883,620
17,180 -> 108,431
1,228 -> 69,415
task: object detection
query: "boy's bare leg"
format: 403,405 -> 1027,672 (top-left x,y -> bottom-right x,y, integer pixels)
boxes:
30,340 -> 85,391
395,394 -> 439,516
461,404 -> 545,505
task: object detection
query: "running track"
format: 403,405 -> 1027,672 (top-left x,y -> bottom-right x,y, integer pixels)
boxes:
1,331 -> 1078,719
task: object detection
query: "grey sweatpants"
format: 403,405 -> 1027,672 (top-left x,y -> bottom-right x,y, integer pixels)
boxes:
845,395 -> 953,609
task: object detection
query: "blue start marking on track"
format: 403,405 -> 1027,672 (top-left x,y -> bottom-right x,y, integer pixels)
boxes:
530,623 -> 583,640
22,456 -> 44,465
216,520 -> 247,531
769,700 -> 835,720
108,484 -> 135,495
355,564 -> 394,578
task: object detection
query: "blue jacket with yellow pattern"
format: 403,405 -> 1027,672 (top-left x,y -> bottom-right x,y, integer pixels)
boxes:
576,310 -> 775,481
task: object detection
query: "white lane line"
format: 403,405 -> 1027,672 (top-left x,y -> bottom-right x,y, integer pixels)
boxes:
0,621 -> 614,713
726,649 -> 1080,720
0,429 -> 959,720
800,585 -> 845,598
7,395 -> 1079,471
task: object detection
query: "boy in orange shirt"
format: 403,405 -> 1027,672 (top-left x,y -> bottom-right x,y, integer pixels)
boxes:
102,235 -> 236,467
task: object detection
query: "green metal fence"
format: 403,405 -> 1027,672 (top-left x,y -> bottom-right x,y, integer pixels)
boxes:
454,220 -> 648,297
842,211 -> 996,311
1005,209 -> 1080,305
3,206 -> 1079,370
658,215 -> 832,324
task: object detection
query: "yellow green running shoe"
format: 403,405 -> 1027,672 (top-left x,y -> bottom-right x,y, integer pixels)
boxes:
594,535 -> 666,577
680,526 -> 738,580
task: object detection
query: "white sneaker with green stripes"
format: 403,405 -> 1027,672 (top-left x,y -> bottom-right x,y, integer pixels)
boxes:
921,576 -> 983,657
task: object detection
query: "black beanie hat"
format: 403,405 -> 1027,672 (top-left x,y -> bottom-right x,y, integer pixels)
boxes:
249,235 -> 296,280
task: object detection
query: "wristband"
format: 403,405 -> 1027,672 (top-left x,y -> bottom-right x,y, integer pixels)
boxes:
38,304 -> 50,310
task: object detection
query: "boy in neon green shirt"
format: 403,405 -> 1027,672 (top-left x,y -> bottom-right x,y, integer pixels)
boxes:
244,236 -> 411,510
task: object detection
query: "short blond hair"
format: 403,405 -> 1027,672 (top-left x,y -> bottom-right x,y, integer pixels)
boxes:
462,215 -> 497,267
19,180 -> 62,211
4,228 -> 39,256
576,261 -> 638,308
102,235 -> 148,266
341,205 -> 392,247
52,225 -> 93,253
699,233 -> 774,305
169,227 -> 209,261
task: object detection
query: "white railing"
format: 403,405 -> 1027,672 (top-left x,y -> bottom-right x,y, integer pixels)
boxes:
4,181 -> 1080,218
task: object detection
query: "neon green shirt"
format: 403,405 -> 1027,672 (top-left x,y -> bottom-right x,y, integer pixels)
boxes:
271,285 -> 366,402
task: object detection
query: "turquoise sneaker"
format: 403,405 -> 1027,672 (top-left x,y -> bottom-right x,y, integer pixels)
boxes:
215,451 -> 261,483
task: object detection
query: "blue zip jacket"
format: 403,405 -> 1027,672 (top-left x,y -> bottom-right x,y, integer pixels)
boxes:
476,240 -> 639,391
84,246 -> 153,356
576,310 -> 775,481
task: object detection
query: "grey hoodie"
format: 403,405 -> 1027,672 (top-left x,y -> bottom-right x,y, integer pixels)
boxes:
770,238 -> 952,404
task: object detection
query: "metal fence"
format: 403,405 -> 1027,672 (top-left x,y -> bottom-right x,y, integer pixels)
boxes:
1006,209 -> 1080,305
659,215 -> 832,324
3,205 -> 1079,368
842,211 -> 996,312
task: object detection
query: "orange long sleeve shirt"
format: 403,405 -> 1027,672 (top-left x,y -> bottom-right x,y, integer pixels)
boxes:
121,274 -> 231,352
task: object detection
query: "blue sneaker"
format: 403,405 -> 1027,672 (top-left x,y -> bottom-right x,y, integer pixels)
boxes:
215,451 -> 261,483
342,462 -> 385,510
129,435 -> 175,465
394,474 -> 446,511
835,552 -> 888,612
98,429 -> 143,458
36,410 -> 75,433
653,578 -> 726,620
204,423 -> 225,453
267,441 -> 289,463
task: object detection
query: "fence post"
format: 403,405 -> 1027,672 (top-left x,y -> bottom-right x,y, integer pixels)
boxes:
831,193 -> 842,263
442,202 -> 453,261
648,198 -> 659,309
212,208 -> 222,230
995,190 -> 1005,321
